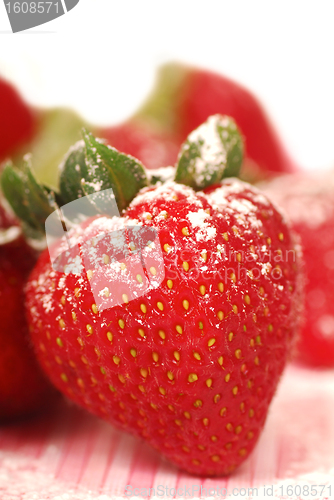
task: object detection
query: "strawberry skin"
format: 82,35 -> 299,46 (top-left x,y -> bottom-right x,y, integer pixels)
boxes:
262,173 -> 334,366
0,205 -> 55,420
25,179 -> 302,476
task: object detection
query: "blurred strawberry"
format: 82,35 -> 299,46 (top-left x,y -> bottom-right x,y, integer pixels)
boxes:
101,63 -> 298,179
262,172 -> 334,367
0,201 -> 55,421
0,76 -> 36,162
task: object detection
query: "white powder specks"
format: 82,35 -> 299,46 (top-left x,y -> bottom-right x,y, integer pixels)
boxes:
207,179 -> 265,230
261,262 -> 272,275
64,254 -> 83,275
187,209 -> 210,227
186,209 -> 217,241
129,181 -> 203,209
147,166 -> 175,183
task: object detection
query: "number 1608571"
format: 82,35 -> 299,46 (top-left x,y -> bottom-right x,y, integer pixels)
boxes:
5,2 -> 60,14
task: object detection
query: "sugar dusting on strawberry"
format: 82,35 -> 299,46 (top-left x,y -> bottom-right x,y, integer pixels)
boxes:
24,177 -> 302,476
2,117 -> 303,475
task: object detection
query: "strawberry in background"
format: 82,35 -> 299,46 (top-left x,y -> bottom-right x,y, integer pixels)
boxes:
0,202 -> 56,421
101,63 -> 299,180
2,64 -> 298,184
0,77 -> 60,420
262,172 -> 334,367
0,76 -> 36,162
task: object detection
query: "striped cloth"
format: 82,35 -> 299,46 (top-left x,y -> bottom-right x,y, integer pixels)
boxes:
1,364 -> 334,499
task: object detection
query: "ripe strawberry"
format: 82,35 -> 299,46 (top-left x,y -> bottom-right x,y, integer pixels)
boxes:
0,76 -> 36,162
3,116 -> 302,475
0,202 -> 55,420
102,63 -> 298,178
262,172 -> 334,367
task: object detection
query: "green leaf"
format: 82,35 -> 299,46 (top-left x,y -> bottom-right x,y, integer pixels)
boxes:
59,141 -> 89,204
175,115 -> 244,190
1,158 -> 57,238
1,162 -> 31,225
82,130 -> 148,212
24,158 -> 56,232
220,117 -> 244,179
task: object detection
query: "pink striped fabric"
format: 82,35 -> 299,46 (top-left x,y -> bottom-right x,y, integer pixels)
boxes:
1,364 -> 334,499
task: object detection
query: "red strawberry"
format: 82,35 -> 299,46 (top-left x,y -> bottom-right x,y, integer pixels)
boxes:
102,63 -> 298,179
0,76 -> 36,162
262,172 -> 334,367
0,202 -> 55,420
3,117 -> 302,474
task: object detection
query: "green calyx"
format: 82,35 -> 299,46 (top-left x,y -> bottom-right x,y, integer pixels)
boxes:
1,116 -> 243,241
174,115 -> 244,190
1,130 -> 148,240
1,157 -> 56,239
59,131 -> 148,211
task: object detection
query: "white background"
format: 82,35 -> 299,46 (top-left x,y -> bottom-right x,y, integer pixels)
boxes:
0,0 -> 333,171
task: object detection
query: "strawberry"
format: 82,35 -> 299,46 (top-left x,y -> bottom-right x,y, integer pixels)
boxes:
262,172 -> 334,367
102,63 -> 298,179
0,201 -> 55,420
0,76 -> 36,162
2,116 -> 302,475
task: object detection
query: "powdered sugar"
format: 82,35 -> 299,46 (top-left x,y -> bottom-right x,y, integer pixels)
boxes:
207,179 -> 265,230
186,209 -> 217,242
146,166 -> 175,184
129,181 -> 203,208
